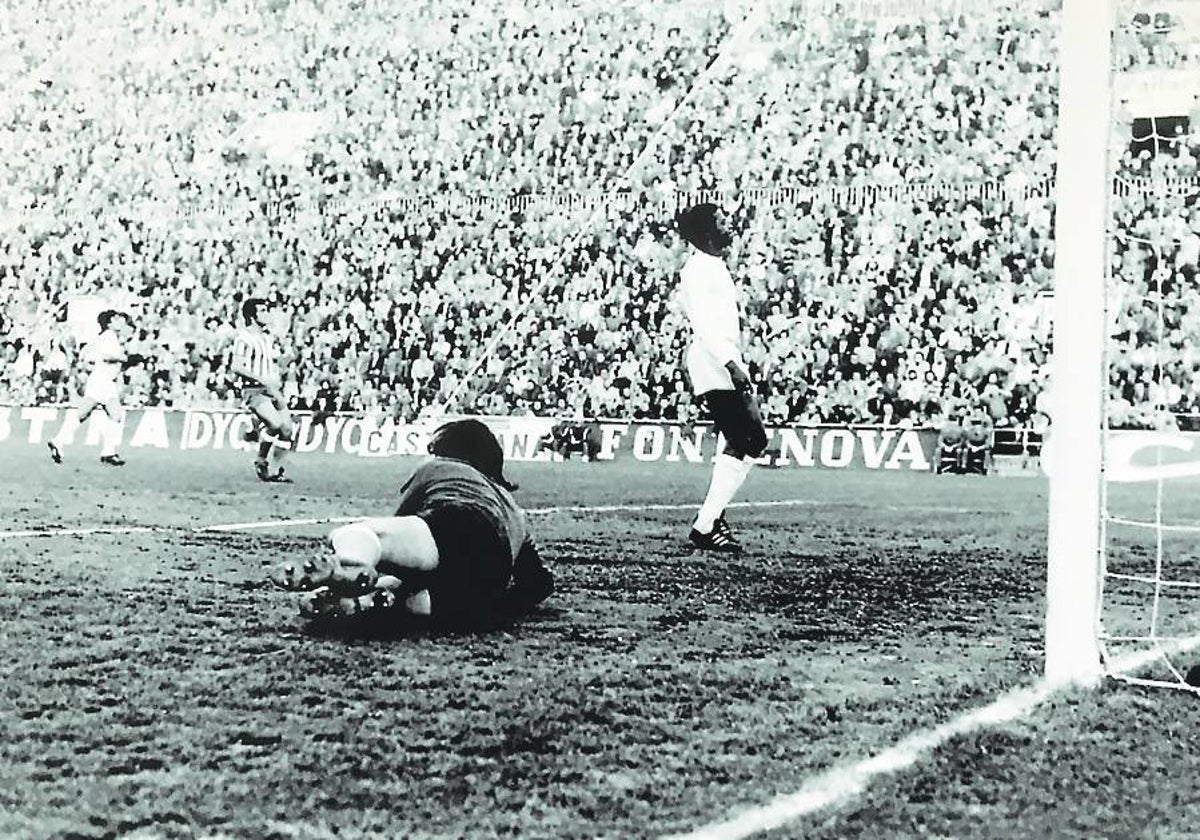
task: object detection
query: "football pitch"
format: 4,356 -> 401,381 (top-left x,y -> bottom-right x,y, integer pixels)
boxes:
2,447 -> 1199,839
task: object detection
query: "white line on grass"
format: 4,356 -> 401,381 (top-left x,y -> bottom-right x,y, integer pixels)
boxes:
199,516 -> 361,532
0,525 -> 164,539
0,498 -> 985,540
529,499 -> 982,516
670,636 -> 1200,840
530,499 -> 826,515
0,517 -> 365,540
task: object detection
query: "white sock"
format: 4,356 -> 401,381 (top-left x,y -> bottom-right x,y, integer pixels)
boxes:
693,453 -> 752,534
100,413 -> 122,457
269,437 -> 291,472
51,416 -> 75,449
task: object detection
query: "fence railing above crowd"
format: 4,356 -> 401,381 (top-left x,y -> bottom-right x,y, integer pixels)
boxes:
17,173 -> 1200,233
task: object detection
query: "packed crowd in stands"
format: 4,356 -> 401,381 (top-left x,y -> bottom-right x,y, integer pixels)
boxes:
2,0 -> 1198,429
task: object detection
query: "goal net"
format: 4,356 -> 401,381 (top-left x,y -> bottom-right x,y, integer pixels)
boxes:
1078,0 -> 1200,692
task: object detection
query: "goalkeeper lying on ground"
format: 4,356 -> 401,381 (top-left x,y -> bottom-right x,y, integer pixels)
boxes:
270,419 -> 555,629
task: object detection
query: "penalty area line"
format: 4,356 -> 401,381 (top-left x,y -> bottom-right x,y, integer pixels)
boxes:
0,498 -> 986,540
528,499 -> 825,515
527,499 -> 983,516
198,516 -> 362,533
0,502 -> 818,539
670,635 -> 1200,840
0,524 -> 165,540
0,516 -> 366,540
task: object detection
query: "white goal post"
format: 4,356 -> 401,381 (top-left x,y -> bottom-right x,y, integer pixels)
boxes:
1044,0 -> 1115,686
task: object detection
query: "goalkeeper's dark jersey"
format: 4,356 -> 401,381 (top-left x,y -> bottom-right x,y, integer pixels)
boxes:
394,456 -> 550,625
394,456 -> 529,565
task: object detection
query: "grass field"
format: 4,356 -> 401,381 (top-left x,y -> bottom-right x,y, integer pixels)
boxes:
2,444 -> 1199,839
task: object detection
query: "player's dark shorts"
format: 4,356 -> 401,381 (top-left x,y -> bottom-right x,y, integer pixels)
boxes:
240,381 -> 286,412
417,504 -> 515,628
704,390 -> 768,457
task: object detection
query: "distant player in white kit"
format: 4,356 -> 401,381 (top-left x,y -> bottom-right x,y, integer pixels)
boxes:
675,203 -> 768,553
47,309 -> 130,467
231,297 -> 296,483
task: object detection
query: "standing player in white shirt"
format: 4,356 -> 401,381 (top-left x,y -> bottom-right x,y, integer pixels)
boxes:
231,297 -> 296,483
675,203 -> 768,553
47,310 -> 130,467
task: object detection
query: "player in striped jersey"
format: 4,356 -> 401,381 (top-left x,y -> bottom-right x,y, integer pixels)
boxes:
231,297 -> 295,482
47,310 -> 130,467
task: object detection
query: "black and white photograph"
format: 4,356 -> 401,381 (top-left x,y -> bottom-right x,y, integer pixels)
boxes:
3,0 -> 1200,836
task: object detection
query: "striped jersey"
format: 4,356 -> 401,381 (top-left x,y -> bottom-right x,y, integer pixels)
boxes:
231,327 -> 280,386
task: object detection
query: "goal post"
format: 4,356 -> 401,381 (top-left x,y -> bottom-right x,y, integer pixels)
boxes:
1044,0 -> 1116,686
